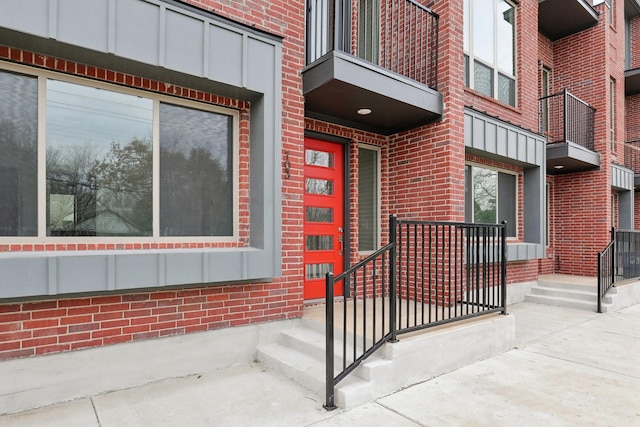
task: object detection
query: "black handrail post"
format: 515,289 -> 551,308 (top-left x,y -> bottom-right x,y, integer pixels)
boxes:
611,227 -> 616,287
323,272 -> 337,411
500,221 -> 508,315
597,252 -> 603,314
389,215 -> 398,342
563,89 -> 568,143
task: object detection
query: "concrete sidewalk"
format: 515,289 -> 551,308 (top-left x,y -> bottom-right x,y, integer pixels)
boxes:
2,302 -> 640,426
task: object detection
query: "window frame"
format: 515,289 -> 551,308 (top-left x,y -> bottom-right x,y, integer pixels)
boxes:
465,162 -> 519,238
357,143 -> 381,253
0,61 -> 240,244
464,0 -> 517,107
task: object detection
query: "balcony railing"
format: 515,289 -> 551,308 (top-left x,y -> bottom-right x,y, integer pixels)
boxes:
306,0 -> 439,90
323,215 -> 507,409
624,140 -> 640,174
598,228 -> 640,313
539,89 -> 595,151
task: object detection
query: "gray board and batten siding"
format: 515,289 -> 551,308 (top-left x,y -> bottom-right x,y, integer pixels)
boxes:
464,107 -> 546,262
0,0 -> 283,299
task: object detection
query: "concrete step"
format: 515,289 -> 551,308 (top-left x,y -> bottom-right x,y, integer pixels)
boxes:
524,294 -> 596,311
536,280 -> 598,293
528,285 -> 598,303
256,338 -> 375,408
260,312 -> 515,409
256,342 -> 327,397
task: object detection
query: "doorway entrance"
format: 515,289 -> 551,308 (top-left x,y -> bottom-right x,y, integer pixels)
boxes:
303,137 -> 345,300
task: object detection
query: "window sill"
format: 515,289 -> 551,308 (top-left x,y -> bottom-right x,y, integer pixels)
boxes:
0,247 -> 276,300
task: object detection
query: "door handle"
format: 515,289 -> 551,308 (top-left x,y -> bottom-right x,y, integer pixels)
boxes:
338,227 -> 343,255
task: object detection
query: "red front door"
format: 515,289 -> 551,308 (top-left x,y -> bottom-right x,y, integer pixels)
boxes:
303,137 -> 344,300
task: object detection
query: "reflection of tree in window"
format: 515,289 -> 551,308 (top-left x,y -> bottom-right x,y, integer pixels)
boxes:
472,167 -> 497,224
46,139 -> 153,236
160,103 -> 233,237
0,70 -> 38,236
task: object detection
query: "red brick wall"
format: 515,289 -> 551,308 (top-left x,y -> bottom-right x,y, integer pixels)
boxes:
541,5 -> 617,276
0,0 -> 308,360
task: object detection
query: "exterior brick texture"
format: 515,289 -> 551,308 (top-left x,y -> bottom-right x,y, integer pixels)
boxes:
0,0 -> 635,359
0,0 -> 308,360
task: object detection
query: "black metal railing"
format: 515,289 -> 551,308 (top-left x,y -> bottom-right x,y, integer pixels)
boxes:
597,228 -> 640,313
306,0 -> 439,90
539,89 -> 595,151
624,140 -> 640,174
324,216 -> 507,409
597,239 -> 615,314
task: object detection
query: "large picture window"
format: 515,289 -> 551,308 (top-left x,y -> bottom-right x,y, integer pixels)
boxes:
0,66 -> 238,240
465,164 -> 516,237
464,0 -> 516,106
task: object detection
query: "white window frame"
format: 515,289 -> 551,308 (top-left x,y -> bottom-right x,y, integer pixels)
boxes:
358,144 -> 381,254
465,162 -> 519,238
464,0 -> 517,106
0,61 -> 240,244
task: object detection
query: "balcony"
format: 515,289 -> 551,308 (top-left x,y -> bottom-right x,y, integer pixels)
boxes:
625,1 -> 640,95
303,0 -> 443,135
539,89 -> 600,174
538,0 -> 599,41
624,141 -> 640,189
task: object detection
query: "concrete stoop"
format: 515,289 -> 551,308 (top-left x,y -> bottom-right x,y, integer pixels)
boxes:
525,279 -> 602,312
257,313 -> 515,409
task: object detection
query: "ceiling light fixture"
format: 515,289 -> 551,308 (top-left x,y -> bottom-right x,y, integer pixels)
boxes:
357,108 -> 372,115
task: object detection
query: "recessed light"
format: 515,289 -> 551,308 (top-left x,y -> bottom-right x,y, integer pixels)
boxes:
554,165 -> 564,170
357,108 -> 372,115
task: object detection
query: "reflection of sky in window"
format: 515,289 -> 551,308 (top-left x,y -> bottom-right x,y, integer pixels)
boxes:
0,70 -> 37,128
159,103 -> 230,170
46,80 -> 153,157
473,167 -> 497,211
497,0 -> 514,75
473,0 -> 494,64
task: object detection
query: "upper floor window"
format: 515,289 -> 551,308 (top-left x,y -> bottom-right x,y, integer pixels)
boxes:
0,65 -> 237,240
465,164 -> 517,237
464,0 -> 516,106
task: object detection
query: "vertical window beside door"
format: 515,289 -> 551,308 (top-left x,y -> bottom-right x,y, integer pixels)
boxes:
358,146 -> 379,251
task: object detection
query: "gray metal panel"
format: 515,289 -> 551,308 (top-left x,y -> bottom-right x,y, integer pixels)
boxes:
0,0 -> 284,299
57,0 -> 110,52
165,252 -> 205,286
208,251 -> 245,282
209,24 -> 244,87
0,257 -> 48,298
612,163 -> 634,191
0,0 -> 49,37
524,166 -> 543,244
464,108 -> 545,167
465,108 -> 546,261
114,0 -> 161,65
115,253 -> 160,289
57,255 -> 108,294
247,38 -> 275,92
164,9 -> 204,76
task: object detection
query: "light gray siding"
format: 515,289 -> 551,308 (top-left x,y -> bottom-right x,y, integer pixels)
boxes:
612,164 -> 634,229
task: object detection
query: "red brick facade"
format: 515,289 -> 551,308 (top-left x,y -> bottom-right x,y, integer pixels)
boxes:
0,0 -> 637,360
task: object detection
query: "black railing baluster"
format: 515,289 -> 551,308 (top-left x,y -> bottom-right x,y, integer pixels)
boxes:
414,223 -> 418,327
420,224 -> 425,325
324,217 -> 508,410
